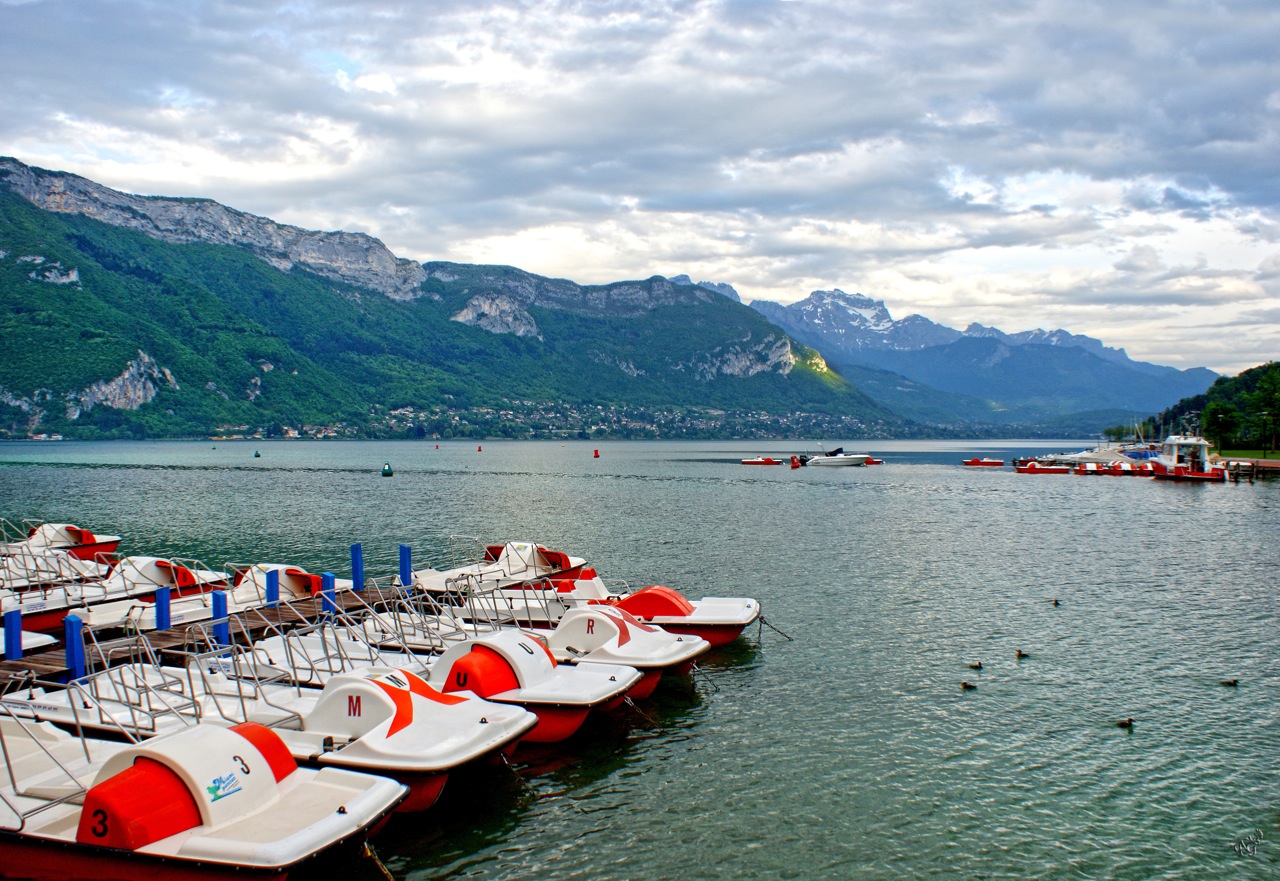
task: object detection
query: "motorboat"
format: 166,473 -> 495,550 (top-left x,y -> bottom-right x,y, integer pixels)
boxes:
740,457 -> 783,465
428,630 -> 642,742
5,644 -> 537,812
963,457 -> 1005,467
1150,435 -> 1226,482
0,706 -> 405,881
543,606 -> 710,699
0,522 -> 121,561
802,448 -> 871,466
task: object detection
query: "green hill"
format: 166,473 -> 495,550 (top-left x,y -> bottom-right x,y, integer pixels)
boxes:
0,186 -> 894,439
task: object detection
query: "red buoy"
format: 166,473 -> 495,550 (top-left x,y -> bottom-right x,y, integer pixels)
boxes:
594,449 -> 600,458
477,445 -> 482,452
790,455 -> 801,469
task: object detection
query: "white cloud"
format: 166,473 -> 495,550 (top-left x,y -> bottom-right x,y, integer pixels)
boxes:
2,0 -> 1279,373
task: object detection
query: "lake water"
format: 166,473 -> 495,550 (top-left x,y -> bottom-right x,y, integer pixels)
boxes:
1,439 -> 1277,880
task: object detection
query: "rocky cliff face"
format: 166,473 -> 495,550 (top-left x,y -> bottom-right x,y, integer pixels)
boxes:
427,262 -> 717,317
2,351 -> 179,429
0,157 -> 426,300
673,334 -> 795,380
68,351 -> 179,419
451,292 -> 543,339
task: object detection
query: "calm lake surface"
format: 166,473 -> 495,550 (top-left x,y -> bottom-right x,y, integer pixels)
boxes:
1,439 -> 1277,880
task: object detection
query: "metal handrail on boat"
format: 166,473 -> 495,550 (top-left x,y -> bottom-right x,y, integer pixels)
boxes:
0,700 -> 94,832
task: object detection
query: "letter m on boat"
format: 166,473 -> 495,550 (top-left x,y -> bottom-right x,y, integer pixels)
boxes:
348,694 -> 362,716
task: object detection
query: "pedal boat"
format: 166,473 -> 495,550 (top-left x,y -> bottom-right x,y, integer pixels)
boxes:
78,562 -> 352,632
412,541 -> 761,646
551,575 -> 760,647
428,630 -> 641,742
0,522 -> 121,561
6,658 -> 536,812
543,607 -> 710,699
2,555 -> 226,633
248,618 -> 641,744
0,711 -> 405,881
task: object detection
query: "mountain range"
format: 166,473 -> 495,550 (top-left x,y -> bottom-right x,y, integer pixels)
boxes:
750,290 -> 1216,424
0,157 -> 1216,439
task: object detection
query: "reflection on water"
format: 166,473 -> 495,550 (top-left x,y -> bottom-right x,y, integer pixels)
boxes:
1,440 -> 1277,880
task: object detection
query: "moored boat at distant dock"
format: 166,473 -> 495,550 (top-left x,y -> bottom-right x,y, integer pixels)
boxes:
1150,435 -> 1226,482
1015,460 -> 1072,474
963,457 -> 1005,467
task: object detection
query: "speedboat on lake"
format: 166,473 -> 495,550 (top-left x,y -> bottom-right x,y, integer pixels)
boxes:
962,457 -> 1005,467
803,448 -> 871,466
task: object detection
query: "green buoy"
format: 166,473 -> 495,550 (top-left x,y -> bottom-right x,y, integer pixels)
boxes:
254,450 -> 261,458
381,462 -> 394,477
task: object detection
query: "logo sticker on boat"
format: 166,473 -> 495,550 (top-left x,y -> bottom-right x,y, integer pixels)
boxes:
206,772 -> 243,801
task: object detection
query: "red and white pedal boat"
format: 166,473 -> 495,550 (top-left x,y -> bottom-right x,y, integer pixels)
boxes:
6,653 -> 535,812
429,630 -> 642,742
543,607 -> 710,699
0,709 -> 405,881
413,540 -> 761,647
2,555 -> 227,633
549,574 -> 760,647
0,548 -> 111,592
1014,460 -> 1072,474
79,562 -> 354,631
244,617 -> 641,745
0,522 -> 121,561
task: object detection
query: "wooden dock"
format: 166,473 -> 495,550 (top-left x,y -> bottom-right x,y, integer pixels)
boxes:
0,582 -> 416,687
1217,457 -> 1280,482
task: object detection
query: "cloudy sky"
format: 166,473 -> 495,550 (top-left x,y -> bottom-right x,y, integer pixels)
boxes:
3,0 -> 1278,374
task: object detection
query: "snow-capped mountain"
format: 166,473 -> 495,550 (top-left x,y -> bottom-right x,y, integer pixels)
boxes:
748,288 -> 1217,423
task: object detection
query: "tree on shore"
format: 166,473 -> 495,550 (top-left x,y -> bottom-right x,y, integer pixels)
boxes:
1245,365 -> 1280,455
1202,401 -> 1241,452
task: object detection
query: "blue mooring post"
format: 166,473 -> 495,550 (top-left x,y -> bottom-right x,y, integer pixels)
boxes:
351,543 -> 365,593
212,591 -> 229,647
265,568 -> 280,607
154,587 -> 171,631
322,572 -> 337,616
399,544 -> 412,589
64,615 -> 85,680
4,609 -> 23,660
